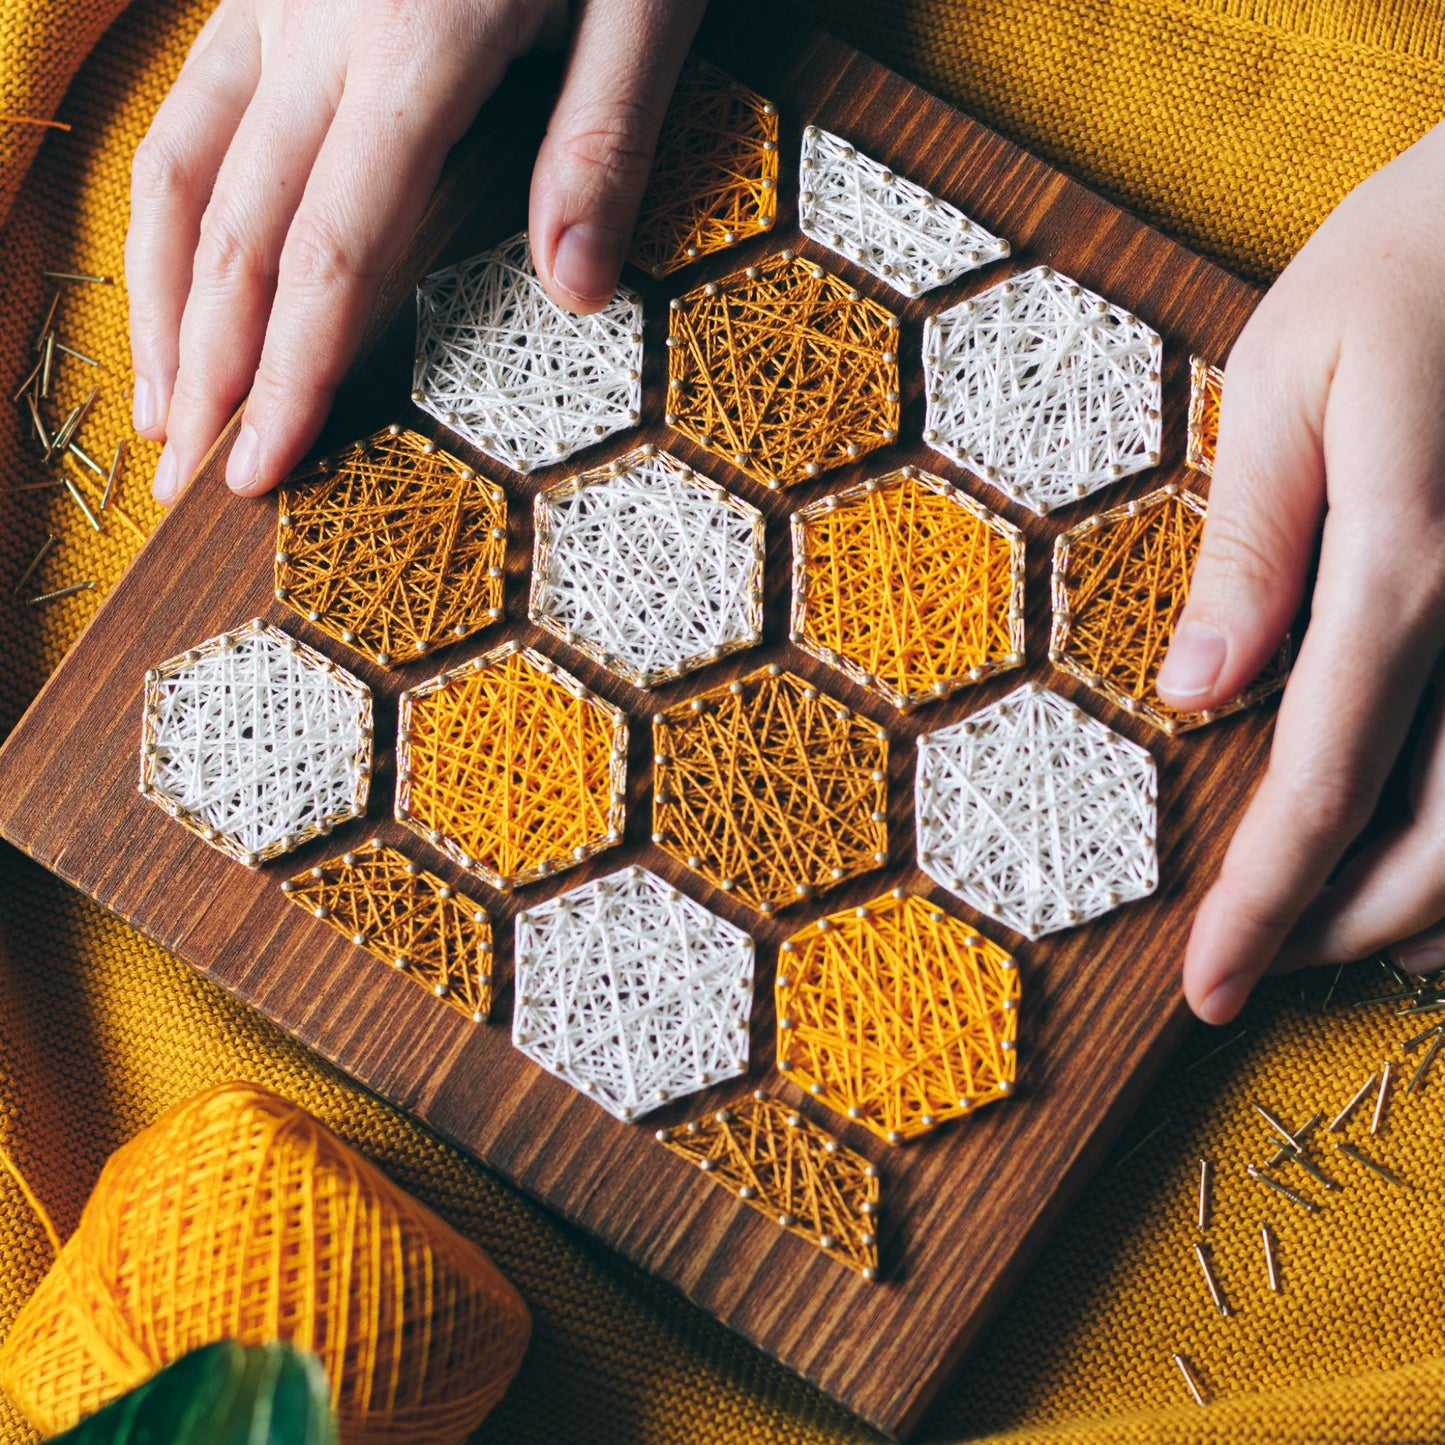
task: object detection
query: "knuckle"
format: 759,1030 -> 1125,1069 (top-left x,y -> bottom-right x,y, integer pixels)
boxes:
194,206 -> 269,289
279,212 -> 369,292
1279,763 -> 1377,845
131,129 -> 196,209
559,98 -> 663,189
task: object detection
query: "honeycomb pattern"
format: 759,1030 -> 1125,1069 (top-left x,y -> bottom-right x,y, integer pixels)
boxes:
665,250 -> 900,489
395,642 -> 627,890
790,466 -> 1025,710
530,445 -> 764,688
776,891 -> 1020,1143
274,425 -> 506,667
652,666 -> 888,914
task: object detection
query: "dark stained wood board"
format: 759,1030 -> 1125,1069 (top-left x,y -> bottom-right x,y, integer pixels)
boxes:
0,11 -> 1268,1439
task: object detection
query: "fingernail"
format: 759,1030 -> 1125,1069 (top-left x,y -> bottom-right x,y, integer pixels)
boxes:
1198,972 -> 1253,1025
152,444 -> 178,505
1394,944 -> 1445,976
133,375 -> 155,432
1156,620 -> 1227,700
551,223 -> 623,304
226,424 -> 259,492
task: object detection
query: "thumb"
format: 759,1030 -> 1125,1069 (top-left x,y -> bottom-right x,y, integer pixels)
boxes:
1155,311 -> 1331,710
529,0 -> 706,314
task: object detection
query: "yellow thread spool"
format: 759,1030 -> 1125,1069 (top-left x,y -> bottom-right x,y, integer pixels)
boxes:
0,1082 -> 530,1442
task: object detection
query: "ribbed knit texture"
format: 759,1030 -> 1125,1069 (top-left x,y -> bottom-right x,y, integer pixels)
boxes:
0,2 -> 1443,1442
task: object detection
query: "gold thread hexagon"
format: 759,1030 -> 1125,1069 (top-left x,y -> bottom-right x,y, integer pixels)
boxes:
790,466 -> 1026,710
1050,484 -> 1290,734
281,840 -> 498,1023
776,892 -> 1019,1144
656,1089 -> 882,1278
652,666 -> 888,915
1186,356 -> 1223,475
665,250 -> 901,490
396,641 -> 627,890
629,57 -> 779,279
274,425 -> 507,667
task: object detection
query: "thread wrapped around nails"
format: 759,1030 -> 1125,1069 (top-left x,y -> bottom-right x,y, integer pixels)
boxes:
0,1082 -> 531,1442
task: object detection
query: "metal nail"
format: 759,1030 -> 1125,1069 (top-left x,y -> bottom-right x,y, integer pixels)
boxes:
28,578 -> 93,605
13,532 -> 56,596
1328,1073 -> 1378,1132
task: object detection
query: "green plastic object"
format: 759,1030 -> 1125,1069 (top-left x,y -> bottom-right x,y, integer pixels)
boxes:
47,1340 -> 336,1445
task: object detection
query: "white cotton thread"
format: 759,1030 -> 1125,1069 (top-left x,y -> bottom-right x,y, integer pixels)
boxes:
512,866 -> 755,1122
530,446 -> 765,688
412,231 -> 644,474
798,125 -> 1009,297
914,682 -> 1157,938
139,619 -> 373,868
922,265 -> 1163,516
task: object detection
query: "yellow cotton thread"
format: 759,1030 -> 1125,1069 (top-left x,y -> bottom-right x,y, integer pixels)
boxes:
0,1082 -> 531,1443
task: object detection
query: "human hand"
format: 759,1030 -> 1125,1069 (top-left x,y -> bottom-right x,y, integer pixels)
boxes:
1155,120 -> 1445,1022
127,0 -> 705,506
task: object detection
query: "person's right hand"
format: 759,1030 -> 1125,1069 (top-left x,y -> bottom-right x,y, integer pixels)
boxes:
127,0 -> 706,507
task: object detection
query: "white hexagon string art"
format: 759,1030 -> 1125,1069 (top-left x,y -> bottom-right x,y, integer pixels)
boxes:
922,265 -> 1162,515
798,125 -> 1009,297
139,619 -> 372,868
412,231 -> 644,473
915,683 -> 1157,938
530,446 -> 765,688
512,866 -> 755,1122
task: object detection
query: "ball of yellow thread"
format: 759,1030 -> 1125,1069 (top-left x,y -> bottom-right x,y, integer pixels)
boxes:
0,1081 -> 531,1442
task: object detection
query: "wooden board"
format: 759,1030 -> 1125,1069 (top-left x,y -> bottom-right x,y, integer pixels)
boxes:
0,11 -> 1267,1438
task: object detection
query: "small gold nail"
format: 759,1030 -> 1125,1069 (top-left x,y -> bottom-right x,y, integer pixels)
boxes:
40,331 -> 55,397
1172,1353 -> 1208,1407
1370,1062 -> 1391,1135
1269,1136 -> 1340,1191
1328,1072 -> 1378,1132
102,439 -> 125,511
1251,1101 -> 1300,1143
1246,1164 -> 1319,1212
39,270 -> 112,284
1408,1029 -> 1443,1094
27,578 -> 93,605
1336,1141 -> 1408,1188
33,290 -> 59,350
55,341 -> 100,367
1193,1242 -> 1228,1316
1266,1111 -> 1322,1167
68,442 -> 104,476
1196,1158 -> 1211,1232
62,473 -> 101,531
13,533 -> 56,596
1261,1222 -> 1279,1293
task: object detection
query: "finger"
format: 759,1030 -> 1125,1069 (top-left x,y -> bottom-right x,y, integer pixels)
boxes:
126,2 -> 261,449
226,50 -> 509,496
155,61 -> 341,503
1284,679 -> 1445,966
529,0 -> 705,312
1155,294 -> 1333,710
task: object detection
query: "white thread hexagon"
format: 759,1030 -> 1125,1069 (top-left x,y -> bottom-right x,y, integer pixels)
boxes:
915,683 -> 1157,938
139,618 -> 372,868
530,445 -> 765,688
512,866 -> 755,1121
412,231 -> 644,474
798,125 -> 1009,297
922,265 -> 1162,515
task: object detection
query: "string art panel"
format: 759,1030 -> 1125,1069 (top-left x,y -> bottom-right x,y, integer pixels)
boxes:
776,891 -> 1019,1144
395,642 -> 627,890
652,665 -> 889,914
529,444 -> 765,688
274,425 -> 507,667
798,124 -> 1009,297
629,57 -> 779,279
665,250 -> 901,489
922,265 -> 1163,515
280,840 -> 498,1023
412,232 -> 644,473
1050,483 -> 1291,734
139,619 -> 372,869
656,1090 -> 881,1279
512,866 -> 754,1121
1186,354 -> 1224,474
915,683 -> 1158,939
790,466 -> 1025,711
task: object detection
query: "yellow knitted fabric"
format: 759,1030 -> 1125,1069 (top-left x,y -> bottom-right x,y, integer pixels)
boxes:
2,3 -> 1444,1443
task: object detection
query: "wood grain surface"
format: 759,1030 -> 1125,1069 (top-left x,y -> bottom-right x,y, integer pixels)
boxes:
0,11 -> 1268,1438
